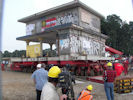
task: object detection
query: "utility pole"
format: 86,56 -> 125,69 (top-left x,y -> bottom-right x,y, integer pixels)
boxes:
0,0 -> 4,100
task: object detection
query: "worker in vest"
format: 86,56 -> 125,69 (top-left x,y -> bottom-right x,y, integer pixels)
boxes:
77,85 -> 93,100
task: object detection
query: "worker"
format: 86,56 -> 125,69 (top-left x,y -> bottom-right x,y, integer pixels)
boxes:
77,85 -> 93,100
31,63 -> 48,100
65,64 -> 76,84
114,60 -> 124,77
41,66 -> 67,100
1,63 -> 5,71
122,58 -> 129,75
103,63 -> 108,70
129,56 -> 133,68
103,62 -> 116,100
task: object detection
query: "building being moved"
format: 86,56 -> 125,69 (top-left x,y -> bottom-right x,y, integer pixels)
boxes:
6,0 -> 115,75
17,0 -> 107,58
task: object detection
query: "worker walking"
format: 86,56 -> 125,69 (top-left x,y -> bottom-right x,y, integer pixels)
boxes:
77,85 -> 93,100
41,66 -> 67,100
123,58 -> 129,75
103,62 -> 116,100
32,63 -> 48,100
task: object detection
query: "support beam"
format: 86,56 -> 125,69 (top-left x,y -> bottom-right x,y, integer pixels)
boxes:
38,38 -> 43,57
49,43 -> 53,51
56,33 -> 60,56
26,40 -> 30,57
26,40 -> 30,46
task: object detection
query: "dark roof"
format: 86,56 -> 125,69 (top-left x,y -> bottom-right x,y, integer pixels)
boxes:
18,0 -> 104,23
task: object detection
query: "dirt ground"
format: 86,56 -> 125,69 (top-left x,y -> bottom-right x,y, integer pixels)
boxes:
1,70 -> 133,100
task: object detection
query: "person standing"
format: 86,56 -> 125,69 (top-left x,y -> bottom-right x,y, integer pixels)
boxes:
32,63 -> 48,100
77,85 -> 93,100
114,60 -> 124,77
103,62 -> 116,100
41,66 -> 68,100
123,58 -> 129,75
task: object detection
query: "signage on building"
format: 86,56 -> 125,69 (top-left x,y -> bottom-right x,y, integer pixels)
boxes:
41,12 -> 78,31
41,17 -> 56,31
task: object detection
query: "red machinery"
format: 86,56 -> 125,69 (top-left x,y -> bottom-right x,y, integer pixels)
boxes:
2,46 -> 123,77
2,52 -> 114,76
105,45 -> 123,60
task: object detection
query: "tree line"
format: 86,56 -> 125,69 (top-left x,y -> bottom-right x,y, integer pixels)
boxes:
101,14 -> 133,56
2,49 -> 56,57
2,14 -> 133,57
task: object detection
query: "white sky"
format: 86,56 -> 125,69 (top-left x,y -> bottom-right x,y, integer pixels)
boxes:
2,0 -> 133,52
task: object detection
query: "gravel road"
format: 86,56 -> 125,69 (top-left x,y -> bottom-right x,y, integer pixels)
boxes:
2,71 -> 133,100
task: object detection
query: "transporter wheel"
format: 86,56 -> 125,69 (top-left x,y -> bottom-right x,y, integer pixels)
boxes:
31,66 -> 35,73
23,68 -> 27,72
96,71 -> 100,76
85,69 -> 88,76
75,68 -> 80,76
25,67 -> 28,72
80,69 -> 85,76
90,69 -> 95,76
100,70 -> 103,75
28,67 -> 32,73
27,67 -> 31,73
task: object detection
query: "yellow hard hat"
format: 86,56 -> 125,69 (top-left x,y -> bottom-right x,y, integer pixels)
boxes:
107,62 -> 112,67
86,85 -> 93,91
48,66 -> 61,78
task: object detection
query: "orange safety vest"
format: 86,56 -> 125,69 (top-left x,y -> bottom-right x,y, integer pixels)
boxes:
78,90 -> 93,100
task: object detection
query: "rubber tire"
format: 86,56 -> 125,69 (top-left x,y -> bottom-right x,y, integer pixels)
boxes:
75,68 -> 79,76
85,69 -> 88,76
90,69 -> 95,76
80,69 -> 85,76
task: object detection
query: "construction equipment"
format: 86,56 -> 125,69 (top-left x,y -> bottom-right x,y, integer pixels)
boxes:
105,45 -> 123,60
114,76 -> 133,94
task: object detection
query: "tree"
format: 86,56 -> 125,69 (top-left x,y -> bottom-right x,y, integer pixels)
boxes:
2,50 -> 26,57
128,22 -> 133,55
101,14 -> 133,55
101,14 -> 122,49
43,49 -> 56,57
3,50 -> 11,57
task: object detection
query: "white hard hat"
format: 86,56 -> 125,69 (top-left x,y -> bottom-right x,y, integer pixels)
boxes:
122,58 -> 126,60
115,60 -> 119,62
37,64 -> 41,68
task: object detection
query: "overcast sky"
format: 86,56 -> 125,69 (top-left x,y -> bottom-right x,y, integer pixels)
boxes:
2,0 -> 133,52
